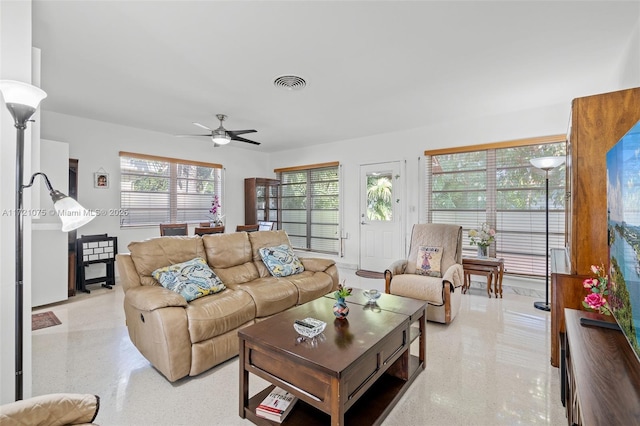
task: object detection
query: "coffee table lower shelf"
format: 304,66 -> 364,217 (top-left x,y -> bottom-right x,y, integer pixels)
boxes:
244,355 -> 421,426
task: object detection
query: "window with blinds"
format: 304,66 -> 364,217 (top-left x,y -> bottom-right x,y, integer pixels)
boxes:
426,138 -> 566,277
277,163 -> 340,254
119,152 -> 223,227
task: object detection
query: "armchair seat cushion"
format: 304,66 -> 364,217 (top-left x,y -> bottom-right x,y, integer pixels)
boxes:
186,289 -> 255,343
390,273 -> 447,305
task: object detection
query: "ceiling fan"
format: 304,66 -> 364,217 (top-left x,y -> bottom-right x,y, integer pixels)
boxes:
177,114 -> 260,147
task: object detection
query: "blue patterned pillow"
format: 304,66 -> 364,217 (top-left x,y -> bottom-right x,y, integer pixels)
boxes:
152,257 -> 225,302
259,244 -> 305,277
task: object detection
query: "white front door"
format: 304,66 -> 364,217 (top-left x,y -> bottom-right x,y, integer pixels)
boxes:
359,162 -> 403,272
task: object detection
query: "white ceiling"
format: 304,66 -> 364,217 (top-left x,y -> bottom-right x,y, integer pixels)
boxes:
32,1 -> 639,152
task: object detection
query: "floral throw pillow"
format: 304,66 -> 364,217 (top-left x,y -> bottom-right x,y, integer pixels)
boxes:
415,246 -> 443,278
259,244 -> 305,277
152,257 -> 225,302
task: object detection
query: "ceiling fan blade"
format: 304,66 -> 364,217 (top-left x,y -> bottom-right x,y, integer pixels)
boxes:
175,134 -> 212,138
231,135 -> 261,145
227,129 -> 257,137
193,122 -> 212,131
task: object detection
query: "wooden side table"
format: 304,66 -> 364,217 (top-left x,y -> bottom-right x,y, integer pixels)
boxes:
462,257 -> 505,298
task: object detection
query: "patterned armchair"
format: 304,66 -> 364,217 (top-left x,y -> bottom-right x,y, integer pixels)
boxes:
384,223 -> 464,324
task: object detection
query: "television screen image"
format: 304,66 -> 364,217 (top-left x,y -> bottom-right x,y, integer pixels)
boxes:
607,119 -> 640,363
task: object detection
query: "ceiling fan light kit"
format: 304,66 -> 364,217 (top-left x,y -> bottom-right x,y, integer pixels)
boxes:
177,113 -> 260,147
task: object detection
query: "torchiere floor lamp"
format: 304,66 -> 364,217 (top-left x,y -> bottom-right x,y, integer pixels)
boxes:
0,80 -> 96,400
530,156 -> 565,312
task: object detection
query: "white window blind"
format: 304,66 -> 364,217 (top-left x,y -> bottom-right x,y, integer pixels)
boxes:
277,162 -> 340,254
426,138 -> 566,277
120,152 -> 223,227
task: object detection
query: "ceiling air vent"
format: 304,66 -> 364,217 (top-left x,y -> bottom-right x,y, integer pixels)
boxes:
273,75 -> 306,91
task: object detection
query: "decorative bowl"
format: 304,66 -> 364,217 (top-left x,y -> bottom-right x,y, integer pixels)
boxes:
363,289 -> 382,303
293,318 -> 326,338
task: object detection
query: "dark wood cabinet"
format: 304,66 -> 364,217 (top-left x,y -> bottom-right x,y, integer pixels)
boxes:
567,87 -> 640,275
563,309 -> 640,425
244,177 -> 279,227
550,249 -> 589,368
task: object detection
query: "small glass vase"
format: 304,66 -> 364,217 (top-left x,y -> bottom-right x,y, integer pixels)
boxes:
477,245 -> 488,258
333,297 -> 349,319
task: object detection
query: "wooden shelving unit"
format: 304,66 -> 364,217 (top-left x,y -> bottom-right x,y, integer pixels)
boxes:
244,177 -> 279,227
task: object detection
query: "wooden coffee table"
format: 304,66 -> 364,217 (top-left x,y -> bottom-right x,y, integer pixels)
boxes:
239,290 -> 426,425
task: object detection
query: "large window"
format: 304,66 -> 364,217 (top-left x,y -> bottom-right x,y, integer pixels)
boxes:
426,136 -> 566,276
277,162 -> 340,254
120,152 -> 223,226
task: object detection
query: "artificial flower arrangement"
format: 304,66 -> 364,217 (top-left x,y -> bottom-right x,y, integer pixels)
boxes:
334,282 -> 353,300
582,264 -> 611,315
468,222 -> 496,247
209,194 -> 224,225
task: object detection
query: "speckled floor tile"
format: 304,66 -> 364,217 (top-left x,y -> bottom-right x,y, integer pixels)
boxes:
31,268 -> 565,425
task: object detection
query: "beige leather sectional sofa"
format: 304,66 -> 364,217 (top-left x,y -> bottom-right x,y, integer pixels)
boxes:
116,230 -> 339,382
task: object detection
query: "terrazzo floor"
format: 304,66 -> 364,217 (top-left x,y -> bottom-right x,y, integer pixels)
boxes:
32,268 -> 566,425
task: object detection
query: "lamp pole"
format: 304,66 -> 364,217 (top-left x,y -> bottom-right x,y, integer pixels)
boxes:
530,156 -> 565,312
1,80 -> 95,401
10,100 -> 41,401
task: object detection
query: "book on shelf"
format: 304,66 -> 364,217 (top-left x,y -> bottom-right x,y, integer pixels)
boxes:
255,386 -> 297,423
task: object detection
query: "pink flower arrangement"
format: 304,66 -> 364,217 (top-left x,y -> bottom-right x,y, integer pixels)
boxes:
582,264 -> 611,315
468,222 -> 496,247
209,194 -> 221,216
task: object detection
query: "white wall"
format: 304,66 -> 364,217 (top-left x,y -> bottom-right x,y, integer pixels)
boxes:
32,139 -> 69,307
41,111 -> 275,257
617,16 -> 640,89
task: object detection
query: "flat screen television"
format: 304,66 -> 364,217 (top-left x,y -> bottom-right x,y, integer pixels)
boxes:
606,119 -> 640,363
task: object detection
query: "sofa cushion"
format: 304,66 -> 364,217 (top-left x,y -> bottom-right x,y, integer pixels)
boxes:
248,230 -> 294,278
283,270 -> 334,304
259,244 -> 305,277
152,257 -> 225,302
227,277 -> 298,317
129,236 -> 206,286
415,246 -> 443,278
185,288 -> 255,343
203,232 -> 253,269
0,393 -> 100,426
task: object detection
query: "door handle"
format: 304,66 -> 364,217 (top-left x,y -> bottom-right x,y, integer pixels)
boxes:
361,221 -> 367,225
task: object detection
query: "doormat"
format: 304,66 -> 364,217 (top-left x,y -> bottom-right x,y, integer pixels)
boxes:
355,270 -> 385,279
32,311 -> 61,331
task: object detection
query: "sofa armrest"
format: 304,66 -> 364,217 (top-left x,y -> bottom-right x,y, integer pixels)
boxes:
388,259 -> 408,276
0,393 -> 100,426
116,253 -> 142,293
299,257 -> 335,272
384,260 -> 408,293
442,263 -> 464,289
124,286 -> 188,312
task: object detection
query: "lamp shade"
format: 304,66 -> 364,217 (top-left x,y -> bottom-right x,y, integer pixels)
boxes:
0,80 -> 47,109
212,127 -> 231,145
530,156 -> 565,171
53,196 -> 96,232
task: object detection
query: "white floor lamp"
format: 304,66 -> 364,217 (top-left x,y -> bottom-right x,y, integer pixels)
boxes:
0,80 -> 96,400
530,156 -> 565,312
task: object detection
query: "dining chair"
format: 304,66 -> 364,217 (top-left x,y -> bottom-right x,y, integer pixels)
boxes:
236,224 -> 259,232
159,223 -> 188,236
194,226 -> 225,236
